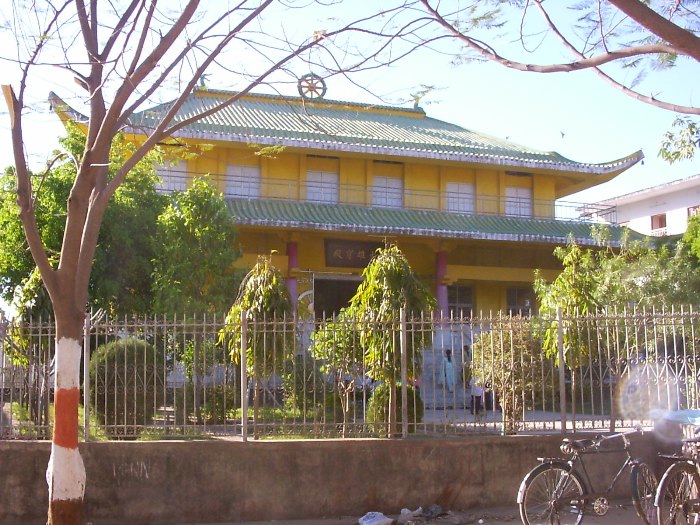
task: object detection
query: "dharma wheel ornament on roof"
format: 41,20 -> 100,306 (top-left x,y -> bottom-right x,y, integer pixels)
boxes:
298,73 -> 327,100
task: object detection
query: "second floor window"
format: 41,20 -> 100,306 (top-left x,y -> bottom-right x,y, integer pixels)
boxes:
651,213 -> 667,231
227,165 -> 260,198
306,170 -> 338,203
505,186 -> 532,217
156,160 -> 188,193
446,182 -> 475,213
372,176 -> 402,208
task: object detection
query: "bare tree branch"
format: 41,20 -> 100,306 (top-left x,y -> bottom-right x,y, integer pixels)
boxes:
420,0 -> 678,72
532,1 -> 700,114
419,0 -> 700,114
608,0 -> 700,62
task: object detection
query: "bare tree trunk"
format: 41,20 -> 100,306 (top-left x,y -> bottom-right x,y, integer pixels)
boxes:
46,313 -> 86,525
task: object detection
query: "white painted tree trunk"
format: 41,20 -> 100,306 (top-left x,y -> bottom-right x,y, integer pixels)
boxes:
46,337 -> 85,524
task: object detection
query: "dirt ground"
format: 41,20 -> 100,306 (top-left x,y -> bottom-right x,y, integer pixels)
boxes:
191,501 -> 645,525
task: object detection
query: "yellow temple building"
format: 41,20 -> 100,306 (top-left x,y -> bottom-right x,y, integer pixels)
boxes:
51,81 -> 642,318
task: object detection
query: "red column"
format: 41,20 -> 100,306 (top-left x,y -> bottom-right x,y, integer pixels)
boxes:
435,250 -> 448,319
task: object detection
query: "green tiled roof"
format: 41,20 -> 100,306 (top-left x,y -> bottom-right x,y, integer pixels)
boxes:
226,198 -> 628,246
123,89 -> 642,175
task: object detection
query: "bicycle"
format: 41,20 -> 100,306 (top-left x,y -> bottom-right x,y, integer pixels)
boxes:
654,437 -> 700,525
517,428 -> 657,525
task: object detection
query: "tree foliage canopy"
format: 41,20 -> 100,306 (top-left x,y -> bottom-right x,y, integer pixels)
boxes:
534,226 -> 700,364
343,244 -> 436,383
152,176 -> 241,315
219,255 -> 293,378
0,127 -> 166,315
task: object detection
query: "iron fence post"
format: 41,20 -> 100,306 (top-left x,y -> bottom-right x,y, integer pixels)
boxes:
557,307 -> 567,434
240,309 -> 248,442
400,308 -> 408,439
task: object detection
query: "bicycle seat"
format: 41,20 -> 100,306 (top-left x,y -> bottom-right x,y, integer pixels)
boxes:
560,438 -> 596,454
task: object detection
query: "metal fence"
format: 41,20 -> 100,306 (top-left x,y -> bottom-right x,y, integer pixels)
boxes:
0,306 -> 697,440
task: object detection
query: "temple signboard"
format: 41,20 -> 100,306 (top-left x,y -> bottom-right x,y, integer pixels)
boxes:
324,239 -> 382,268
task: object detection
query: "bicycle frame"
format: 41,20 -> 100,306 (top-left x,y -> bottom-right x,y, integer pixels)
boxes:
574,439 -> 636,500
528,432 -> 639,506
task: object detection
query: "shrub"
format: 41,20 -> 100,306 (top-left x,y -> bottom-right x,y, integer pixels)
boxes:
282,353 -> 326,412
89,338 -> 166,437
322,391 -> 346,424
366,382 -> 423,433
201,384 -> 240,423
472,314 -> 548,435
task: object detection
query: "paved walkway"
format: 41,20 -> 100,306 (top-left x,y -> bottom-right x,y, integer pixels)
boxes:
186,502 -> 644,525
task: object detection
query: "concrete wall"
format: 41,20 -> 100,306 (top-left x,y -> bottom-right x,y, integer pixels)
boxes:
0,433 -> 661,525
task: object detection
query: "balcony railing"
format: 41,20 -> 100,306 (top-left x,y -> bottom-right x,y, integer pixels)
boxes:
159,172 -> 617,224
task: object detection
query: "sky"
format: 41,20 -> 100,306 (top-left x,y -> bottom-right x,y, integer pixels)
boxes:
0,1 -> 699,315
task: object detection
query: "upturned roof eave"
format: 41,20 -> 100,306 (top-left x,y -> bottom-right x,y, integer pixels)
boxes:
139,126 -> 644,176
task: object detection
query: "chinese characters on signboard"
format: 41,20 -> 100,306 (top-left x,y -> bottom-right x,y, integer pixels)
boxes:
324,239 -> 382,268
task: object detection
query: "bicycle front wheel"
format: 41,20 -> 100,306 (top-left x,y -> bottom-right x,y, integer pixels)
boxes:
518,463 -> 585,525
631,461 -> 658,525
656,462 -> 700,525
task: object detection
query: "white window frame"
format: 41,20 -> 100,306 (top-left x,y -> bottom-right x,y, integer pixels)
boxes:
372,176 -> 402,208
155,160 -> 188,193
306,170 -> 339,203
505,186 -> 532,217
446,182 -> 475,214
226,164 -> 260,198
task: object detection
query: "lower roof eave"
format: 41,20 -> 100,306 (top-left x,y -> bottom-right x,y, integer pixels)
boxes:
233,218 -> 618,247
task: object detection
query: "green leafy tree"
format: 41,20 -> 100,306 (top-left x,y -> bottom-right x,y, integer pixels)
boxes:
660,117 -> 700,163
682,216 -> 700,266
0,164 -> 70,303
219,255 -> 294,437
534,228 -> 700,429
152,175 -> 241,423
343,244 -> 436,437
535,235 -> 610,427
366,382 -> 423,434
0,128 -> 166,315
310,315 -> 364,436
90,135 -> 166,315
471,314 -> 546,434
152,176 -> 241,314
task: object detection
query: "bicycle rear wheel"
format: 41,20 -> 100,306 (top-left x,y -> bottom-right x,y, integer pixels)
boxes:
631,461 -> 658,525
656,462 -> 700,525
518,463 -> 585,525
